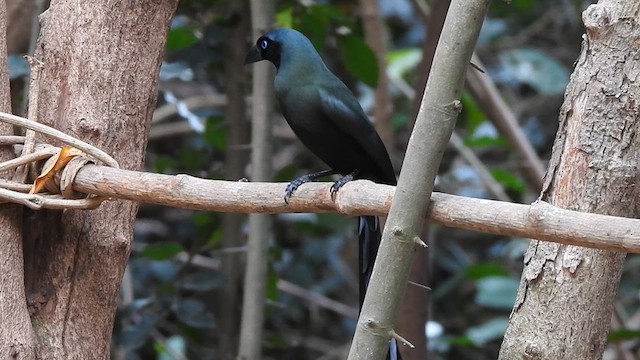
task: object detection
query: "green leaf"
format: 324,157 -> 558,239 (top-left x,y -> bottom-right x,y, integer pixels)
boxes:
208,227 -> 222,247
264,333 -> 292,349
153,156 -> 177,173
177,147 -> 205,171
266,269 -> 279,302
465,317 -> 508,345
156,336 -> 186,360
293,5 -> 332,50
166,27 -> 198,51
608,328 -> 640,342
275,7 -> 293,28
461,92 -> 485,134
120,315 -> 157,349
337,34 -> 379,87
192,212 -> 216,227
173,298 -> 216,329
180,270 -> 226,292
446,336 -> 474,347
392,113 -> 409,131
474,276 -> 518,309
498,47 -> 569,95
464,262 -> 509,280
204,115 -> 226,150
141,242 -> 184,261
464,135 -> 509,148
491,168 -> 526,194
387,48 -> 421,79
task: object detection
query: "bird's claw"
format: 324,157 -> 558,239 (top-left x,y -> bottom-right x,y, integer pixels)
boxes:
330,173 -> 355,200
284,174 -> 317,204
284,181 -> 300,204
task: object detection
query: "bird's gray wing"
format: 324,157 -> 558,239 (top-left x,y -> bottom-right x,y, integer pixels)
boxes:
317,86 -> 373,137
317,86 -> 391,168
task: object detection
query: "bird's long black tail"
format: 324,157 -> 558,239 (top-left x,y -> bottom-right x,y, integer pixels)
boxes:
358,215 -> 402,360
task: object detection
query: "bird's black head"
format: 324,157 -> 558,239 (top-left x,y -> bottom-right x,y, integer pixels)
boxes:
245,35 -> 281,68
245,29 -> 327,79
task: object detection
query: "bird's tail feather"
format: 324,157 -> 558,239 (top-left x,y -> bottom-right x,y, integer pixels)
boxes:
358,215 -> 402,360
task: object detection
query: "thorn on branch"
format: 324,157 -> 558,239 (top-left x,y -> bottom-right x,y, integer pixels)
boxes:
391,226 -> 427,247
408,280 -> 431,291
361,319 -> 415,349
390,329 -> 415,349
413,236 -> 427,247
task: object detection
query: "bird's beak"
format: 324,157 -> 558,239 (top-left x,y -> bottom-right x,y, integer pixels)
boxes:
244,45 -> 263,64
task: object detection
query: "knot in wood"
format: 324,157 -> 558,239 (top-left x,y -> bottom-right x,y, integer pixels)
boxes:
528,200 -> 552,223
361,318 -> 390,337
583,4 -> 610,35
392,226 -> 403,236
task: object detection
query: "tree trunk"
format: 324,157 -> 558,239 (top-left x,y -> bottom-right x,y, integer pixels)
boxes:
219,1 -> 250,357
238,0 -> 274,358
0,1 -> 36,358
21,1 -> 177,358
499,1 -> 640,359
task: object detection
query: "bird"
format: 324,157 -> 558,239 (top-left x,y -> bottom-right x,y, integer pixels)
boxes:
245,28 -> 401,360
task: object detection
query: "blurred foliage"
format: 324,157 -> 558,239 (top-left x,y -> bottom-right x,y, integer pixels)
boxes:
7,0 -> 634,359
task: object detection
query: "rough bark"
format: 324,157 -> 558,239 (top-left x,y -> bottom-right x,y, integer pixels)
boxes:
6,0 -> 35,53
499,1 -> 640,359
0,1 -> 36,358
22,1 -> 177,358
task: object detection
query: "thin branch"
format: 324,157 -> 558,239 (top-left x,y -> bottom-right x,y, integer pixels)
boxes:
466,53 -> 546,190
388,70 -> 512,202
277,281 -> 358,319
359,0 -> 394,150
69,164 -> 640,253
14,56 -> 43,183
238,0 -> 275,358
348,1 -> 491,358
0,111 -> 118,168
449,131 -> 512,202
151,94 -> 228,124
168,250 -> 359,319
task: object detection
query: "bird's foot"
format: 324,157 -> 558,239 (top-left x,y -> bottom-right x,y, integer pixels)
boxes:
284,175 -> 312,204
330,170 -> 359,200
284,169 -> 337,204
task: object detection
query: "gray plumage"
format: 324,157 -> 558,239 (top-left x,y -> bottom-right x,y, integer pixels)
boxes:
246,28 -> 400,360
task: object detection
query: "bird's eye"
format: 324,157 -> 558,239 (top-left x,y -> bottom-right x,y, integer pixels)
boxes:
260,39 -> 269,50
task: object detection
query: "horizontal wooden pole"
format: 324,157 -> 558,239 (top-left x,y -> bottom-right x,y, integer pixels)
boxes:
73,164 -> 640,253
